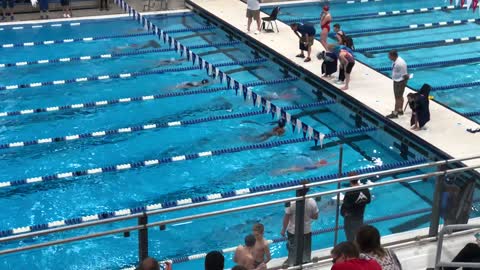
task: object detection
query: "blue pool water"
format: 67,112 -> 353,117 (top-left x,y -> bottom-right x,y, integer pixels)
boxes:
0,10 -> 477,270
264,0 -> 480,123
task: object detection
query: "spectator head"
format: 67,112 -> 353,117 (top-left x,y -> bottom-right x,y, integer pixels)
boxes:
245,234 -> 256,247
333,24 -> 341,32
138,257 -> 160,270
347,172 -> 359,186
205,251 -> 224,270
355,225 -> 386,257
331,242 -> 360,264
231,266 -> 248,270
253,223 -> 264,238
297,180 -> 310,196
290,23 -> 300,31
388,49 -> 399,61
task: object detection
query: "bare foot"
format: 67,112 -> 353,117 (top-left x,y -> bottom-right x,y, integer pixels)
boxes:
341,86 -> 348,90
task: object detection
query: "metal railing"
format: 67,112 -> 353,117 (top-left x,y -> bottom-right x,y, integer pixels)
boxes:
434,224 -> 480,270
1,154 -> 479,267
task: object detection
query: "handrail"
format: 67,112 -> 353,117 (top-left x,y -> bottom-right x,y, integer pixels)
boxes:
1,154 -> 479,242
0,160 -> 479,256
434,224 -> 480,270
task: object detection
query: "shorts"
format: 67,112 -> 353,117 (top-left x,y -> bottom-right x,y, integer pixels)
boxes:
300,35 -> 314,47
246,9 -> 260,19
60,0 -> 70,6
2,0 -> 14,9
345,61 -> 355,74
393,79 -> 407,99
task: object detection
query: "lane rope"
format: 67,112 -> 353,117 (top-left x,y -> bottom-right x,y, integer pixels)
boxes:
281,5 -> 458,24
0,58 -> 267,91
0,127 -> 374,189
0,40 -> 241,68
0,77 -> 295,118
356,35 -> 480,53
1,153 -> 429,239
0,25 -> 216,49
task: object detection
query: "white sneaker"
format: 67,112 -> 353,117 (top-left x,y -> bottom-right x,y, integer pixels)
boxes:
67,14 -> 71,18
334,80 -> 344,85
63,14 -> 67,17
254,30 -> 260,35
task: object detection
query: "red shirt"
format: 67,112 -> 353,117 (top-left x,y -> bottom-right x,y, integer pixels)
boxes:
332,258 -> 382,270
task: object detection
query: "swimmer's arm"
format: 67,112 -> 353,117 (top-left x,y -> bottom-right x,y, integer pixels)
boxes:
264,241 -> 271,263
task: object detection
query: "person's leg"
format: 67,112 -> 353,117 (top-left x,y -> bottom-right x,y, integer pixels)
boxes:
246,10 -> 252,32
286,232 -> 296,266
321,29 -> 328,50
344,217 -> 354,242
255,11 -> 261,32
303,233 -> 312,264
342,68 -> 350,90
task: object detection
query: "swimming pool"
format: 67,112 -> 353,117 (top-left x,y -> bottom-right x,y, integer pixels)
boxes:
0,9 -> 476,270
263,0 -> 480,123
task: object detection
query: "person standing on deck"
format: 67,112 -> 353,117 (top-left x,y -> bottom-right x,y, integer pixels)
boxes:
386,50 -> 409,119
319,5 -> 332,51
246,0 -> 261,35
291,23 -> 316,62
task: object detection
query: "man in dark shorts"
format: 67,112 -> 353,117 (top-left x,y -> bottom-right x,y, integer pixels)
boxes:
290,23 -> 316,62
341,175 -> 371,242
1,0 -> 14,21
246,0 -> 261,34
386,49 -> 409,119
61,0 -> 72,18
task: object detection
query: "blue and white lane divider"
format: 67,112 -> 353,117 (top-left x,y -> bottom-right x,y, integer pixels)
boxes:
463,111 -> 480,117
0,154 -> 426,239
430,80 -> 480,91
0,40 -> 240,68
0,100 -> 334,151
281,5 -> 457,23
0,58 -> 267,91
113,0 -> 332,163
0,32 -> 152,49
0,25 -> 216,49
348,18 -> 480,36
0,13 -> 195,32
375,56 -> 480,72
0,78 -> 295,118
0,127 -> 374,190
356,35 -> 480,53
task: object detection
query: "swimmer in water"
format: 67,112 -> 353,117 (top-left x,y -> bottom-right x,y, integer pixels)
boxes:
256,119 -> 286,141
113,40 -> 161,53
272,153 -> 337,175
175,79 -> 211,90
139,57 -> 188,72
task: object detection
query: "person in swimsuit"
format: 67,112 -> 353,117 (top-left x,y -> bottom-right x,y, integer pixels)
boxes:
234,234 -> 267,270
273,154 -> 336,175
175,79 -> 211,90
252,223 -> 271,268
339,48 -> 355,91
320,5 -> 332,51
113,40 -> 161,53
256,118 -> 286,141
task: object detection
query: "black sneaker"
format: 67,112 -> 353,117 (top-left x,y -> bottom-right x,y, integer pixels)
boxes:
398,111 -> 404,116
386,112 -> 398,119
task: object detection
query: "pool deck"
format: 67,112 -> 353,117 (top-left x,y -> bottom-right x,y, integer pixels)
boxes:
188,0 -> 480,170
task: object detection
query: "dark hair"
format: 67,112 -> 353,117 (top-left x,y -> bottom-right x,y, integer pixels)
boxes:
355,225 -> 386,257
138,257 -> 160,270
290,23 -> 299,28
232,266 -> 248,270
331,241 -> 359,259
201,79 -> 209,84
389,49 -> 398,58
245,234 -> 256,247
333,23 -> 340,28
278,118 -> 286,128
205,251 -> 224,270
297,180 -> 310,196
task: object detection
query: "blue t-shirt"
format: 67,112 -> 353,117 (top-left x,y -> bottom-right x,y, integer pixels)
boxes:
297,24 -> 316,36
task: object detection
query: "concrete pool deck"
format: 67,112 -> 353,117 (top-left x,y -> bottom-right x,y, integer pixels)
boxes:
187,0 -> 480,171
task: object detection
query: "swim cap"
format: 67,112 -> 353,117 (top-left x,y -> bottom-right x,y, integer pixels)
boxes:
323,5 -> 329,11
201,79 -> 209,84
278,118 -> 286,128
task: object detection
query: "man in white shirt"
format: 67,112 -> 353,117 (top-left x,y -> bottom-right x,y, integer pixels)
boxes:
246,0 -> 261,34
280,183 -> 319,266
386,49 -> 409,119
